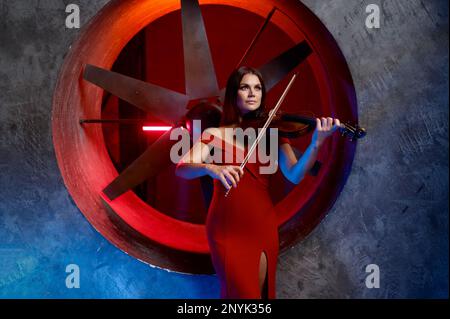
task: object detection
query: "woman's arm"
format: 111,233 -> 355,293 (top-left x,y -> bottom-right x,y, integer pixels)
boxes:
175,138 -> 212,179
279,117 -> 340,184
175,128 -> 244,190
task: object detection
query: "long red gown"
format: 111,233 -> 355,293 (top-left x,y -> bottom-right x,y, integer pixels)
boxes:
206,135 -> 290,299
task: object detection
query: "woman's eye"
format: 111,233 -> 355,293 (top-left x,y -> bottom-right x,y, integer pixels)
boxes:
239,85 -> 261,91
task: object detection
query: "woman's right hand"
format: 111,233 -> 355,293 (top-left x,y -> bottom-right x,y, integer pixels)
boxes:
206,164 -> 244,190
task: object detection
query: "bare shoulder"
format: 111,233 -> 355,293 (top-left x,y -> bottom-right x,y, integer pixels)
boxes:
203,126 -> 238,146
204,127 -> 222,137
201,127 -> 224,147
203,126 -> 236,139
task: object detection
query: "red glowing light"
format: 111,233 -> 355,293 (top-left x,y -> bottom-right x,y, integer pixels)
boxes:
142,126 -> 172,132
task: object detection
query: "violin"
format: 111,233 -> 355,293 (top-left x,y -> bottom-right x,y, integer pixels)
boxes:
224,73 -> 365,196
241,110 -> 367,141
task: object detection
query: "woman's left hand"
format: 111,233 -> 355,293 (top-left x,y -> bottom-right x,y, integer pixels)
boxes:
311,117 -> 341,147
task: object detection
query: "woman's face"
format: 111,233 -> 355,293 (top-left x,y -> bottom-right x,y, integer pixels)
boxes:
236,73 -> 262,115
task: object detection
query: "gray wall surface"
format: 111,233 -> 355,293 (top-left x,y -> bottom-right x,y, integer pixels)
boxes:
0,0 -> 448,298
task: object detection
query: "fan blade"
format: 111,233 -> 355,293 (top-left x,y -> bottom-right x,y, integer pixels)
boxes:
181,0 -> 219,99
103,129 -> 178,200
234,7 -> 277,69
84,64 -> 189,125
258,41 -> 312,91
218,42 -> 312,102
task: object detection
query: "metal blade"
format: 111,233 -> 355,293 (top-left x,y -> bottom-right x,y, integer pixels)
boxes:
181,0 -> 219,99
84,64 -> 189,125
218,42 -> 312,102
103,129 -> 177,200
258,41 -> 312,91
234,7 -> 277,69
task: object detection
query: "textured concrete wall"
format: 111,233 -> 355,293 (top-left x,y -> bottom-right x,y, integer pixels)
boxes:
0,0 -> 448,298
277,0 -> 449,298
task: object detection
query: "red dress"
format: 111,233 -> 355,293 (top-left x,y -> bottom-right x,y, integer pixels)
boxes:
206,135 -> 290,299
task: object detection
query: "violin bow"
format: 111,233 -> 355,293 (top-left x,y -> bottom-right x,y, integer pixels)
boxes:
225,73 -> 299,197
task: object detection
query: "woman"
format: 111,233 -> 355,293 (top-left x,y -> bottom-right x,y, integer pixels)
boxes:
176,66 -> 340,299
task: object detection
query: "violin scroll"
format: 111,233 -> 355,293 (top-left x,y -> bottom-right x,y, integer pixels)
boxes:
339,122 -> 366,142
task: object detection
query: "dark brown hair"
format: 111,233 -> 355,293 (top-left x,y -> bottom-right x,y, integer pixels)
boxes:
220,66 -> 266,126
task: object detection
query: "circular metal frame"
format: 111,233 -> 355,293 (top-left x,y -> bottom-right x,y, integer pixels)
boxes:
52,0 -> 358,273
